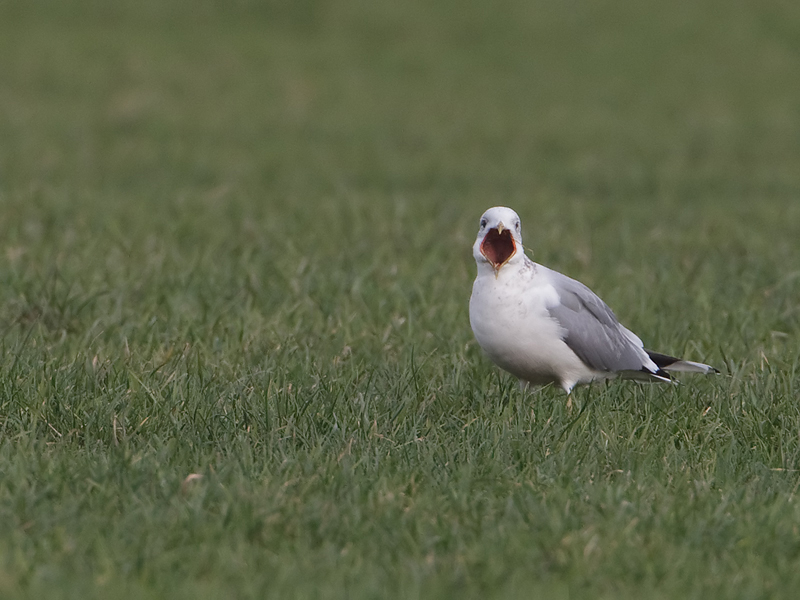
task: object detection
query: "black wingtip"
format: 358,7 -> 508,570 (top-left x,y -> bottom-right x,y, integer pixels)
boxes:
646,350 -> 719,375
646,351 -> 681,369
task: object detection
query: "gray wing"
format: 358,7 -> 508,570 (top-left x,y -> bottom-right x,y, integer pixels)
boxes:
545,269 -> 653,373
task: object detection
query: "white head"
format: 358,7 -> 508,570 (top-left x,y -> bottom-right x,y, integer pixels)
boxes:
472,206 -> 524,275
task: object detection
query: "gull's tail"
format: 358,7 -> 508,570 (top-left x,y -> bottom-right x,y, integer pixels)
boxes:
646,351 -> 719,375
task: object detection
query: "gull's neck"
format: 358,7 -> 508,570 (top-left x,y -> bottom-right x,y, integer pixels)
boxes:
475,256 -> 530,281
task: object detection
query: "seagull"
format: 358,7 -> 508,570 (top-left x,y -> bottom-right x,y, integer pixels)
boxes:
469,206 -> 717,393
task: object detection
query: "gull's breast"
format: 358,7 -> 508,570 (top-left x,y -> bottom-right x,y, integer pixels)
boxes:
469,272 -> 583,384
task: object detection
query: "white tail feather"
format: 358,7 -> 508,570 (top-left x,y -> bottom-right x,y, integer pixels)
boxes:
662,360 -> 717,374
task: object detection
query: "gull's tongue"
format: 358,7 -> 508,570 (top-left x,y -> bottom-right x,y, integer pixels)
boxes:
481,228 -> 515,267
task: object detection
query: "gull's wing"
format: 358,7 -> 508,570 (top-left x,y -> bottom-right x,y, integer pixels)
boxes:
542,267 -> 661,376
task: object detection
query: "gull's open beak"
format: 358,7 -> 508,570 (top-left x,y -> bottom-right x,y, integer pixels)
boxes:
480,223 -> 516,275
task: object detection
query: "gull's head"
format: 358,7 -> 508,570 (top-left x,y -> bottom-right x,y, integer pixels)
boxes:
473,206 -> 523,274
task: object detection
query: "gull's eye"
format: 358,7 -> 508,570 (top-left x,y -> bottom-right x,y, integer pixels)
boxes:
480,219 -> 487,228
515,221 -> 520,231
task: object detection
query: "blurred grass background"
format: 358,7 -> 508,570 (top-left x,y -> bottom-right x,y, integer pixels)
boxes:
1,0 -> 799,598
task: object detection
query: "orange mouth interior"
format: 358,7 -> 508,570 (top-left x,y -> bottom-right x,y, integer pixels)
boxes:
480,228 -> 516,269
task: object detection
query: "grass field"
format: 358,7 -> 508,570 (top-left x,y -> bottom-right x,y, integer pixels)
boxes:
1,0 -> 800,597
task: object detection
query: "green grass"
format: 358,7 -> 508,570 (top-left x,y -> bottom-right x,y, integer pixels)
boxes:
1,0 -> 800,597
